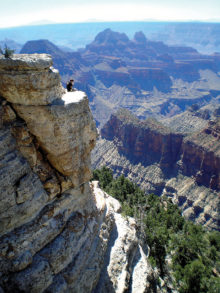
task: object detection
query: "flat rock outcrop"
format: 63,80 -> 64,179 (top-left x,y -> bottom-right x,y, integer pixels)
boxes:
0,55 -> 154,292
0,54 -> 65,105
92,109 -> 220,230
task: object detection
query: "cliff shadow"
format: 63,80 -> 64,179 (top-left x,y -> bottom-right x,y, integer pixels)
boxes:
92,222 -> 118,293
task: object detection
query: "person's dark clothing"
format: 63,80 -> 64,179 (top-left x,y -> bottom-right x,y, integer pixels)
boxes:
67,82 -> 73,92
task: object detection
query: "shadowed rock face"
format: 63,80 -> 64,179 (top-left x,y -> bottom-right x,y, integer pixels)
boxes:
101,109 -> 183,168
0,54 -> 154,292
94,69 -> 132,88
128,68 -> 172,92
181,120 -> 220,190
101,109 -> 220,190
93,109 -> 220,230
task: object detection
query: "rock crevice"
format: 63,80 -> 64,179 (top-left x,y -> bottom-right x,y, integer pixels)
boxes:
0,54 -> 153,292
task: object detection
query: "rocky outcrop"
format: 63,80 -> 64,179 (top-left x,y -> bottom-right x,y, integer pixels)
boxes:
0,54 -> 97,191
0,54 -> 154,292
0,54 -> 65,105
93,109 -> 220,230
182,120 -> 220,190
101,109 -> 183,169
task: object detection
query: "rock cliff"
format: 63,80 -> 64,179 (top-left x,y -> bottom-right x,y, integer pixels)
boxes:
0,55 -> 154,292
92,109 -> 220,230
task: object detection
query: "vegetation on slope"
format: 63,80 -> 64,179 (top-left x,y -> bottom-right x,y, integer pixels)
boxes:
92,166 -> 220,292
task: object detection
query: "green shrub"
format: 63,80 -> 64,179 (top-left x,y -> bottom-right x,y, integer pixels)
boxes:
0,44 -> 15,58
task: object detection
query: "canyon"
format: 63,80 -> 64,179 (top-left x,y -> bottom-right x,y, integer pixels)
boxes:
92,109 -> 220,230
18,29 -> 220,231
19,29 -> 220,128
0,54 -> 154,292
0,26 -> 219,292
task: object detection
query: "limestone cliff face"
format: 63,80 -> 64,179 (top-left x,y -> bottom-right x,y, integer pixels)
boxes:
101,109 -> 220,191
0,55 -> 154,292
93,109 -> 220,230
101,110 -> 183,169
181,121 -> 220,190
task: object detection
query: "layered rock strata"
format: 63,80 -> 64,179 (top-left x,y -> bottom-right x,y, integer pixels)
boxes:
20,32 -> 220,128
0,55 -> 153,292
92,109 -> 220,230
0,54 -> 65,105
101,109 -> 183,169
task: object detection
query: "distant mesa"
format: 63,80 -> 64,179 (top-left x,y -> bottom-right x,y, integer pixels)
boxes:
20,39 -> 64,55
20,28 -> 220,127
133,31 -> 147,43
94,28 -> 130,44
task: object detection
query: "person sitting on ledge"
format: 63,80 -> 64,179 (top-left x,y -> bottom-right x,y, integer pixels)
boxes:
66,79 -> 75,92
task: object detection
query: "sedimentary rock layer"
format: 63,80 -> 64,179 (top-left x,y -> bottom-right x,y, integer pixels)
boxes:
0,54 -> 153,292
101,109 -> 220,191
101,109 -> 183,169
92,109 -> 220,230
0,54 -> 65,105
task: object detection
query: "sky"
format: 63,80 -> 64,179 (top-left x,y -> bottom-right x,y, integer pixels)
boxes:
0,0 -> 219,28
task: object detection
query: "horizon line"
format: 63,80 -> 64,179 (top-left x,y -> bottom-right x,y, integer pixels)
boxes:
0,19 -> 220,29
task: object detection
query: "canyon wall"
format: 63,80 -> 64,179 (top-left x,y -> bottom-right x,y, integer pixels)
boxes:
0,55 -> 154,292
93,109 -> 220,230
101,110 -> 183,169
20,31 -> 220,128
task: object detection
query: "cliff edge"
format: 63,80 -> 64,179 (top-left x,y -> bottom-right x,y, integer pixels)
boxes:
0,55 -> 154,292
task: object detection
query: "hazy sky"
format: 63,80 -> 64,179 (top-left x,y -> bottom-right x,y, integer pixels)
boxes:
0,0 -> 219,28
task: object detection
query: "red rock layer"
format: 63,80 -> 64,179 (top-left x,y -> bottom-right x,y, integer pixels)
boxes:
101,109 -> 220,190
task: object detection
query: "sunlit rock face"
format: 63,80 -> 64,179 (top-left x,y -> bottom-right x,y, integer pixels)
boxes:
13,92 -> 97,188
0,54 -> 65,105
0,55 -> 153,292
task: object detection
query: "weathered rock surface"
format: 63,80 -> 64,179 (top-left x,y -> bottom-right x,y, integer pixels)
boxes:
101,109 -> 184,169
0,54 -> 65,105
0,55 -> 154,292
13,91 -> 97,187
182,121 -> 220,190
92,109 -> 220,230
91,182 -> 155,293
0,126 -> 48,236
